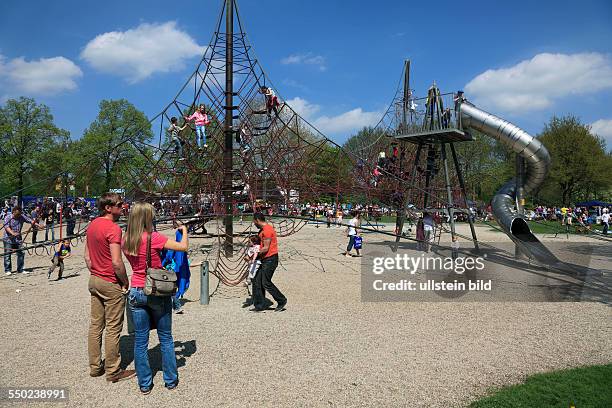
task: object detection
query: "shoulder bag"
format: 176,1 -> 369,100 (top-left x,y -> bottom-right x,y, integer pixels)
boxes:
144,233 -> 177,297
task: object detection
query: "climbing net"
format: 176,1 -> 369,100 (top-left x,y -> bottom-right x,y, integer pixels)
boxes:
0,0 -> 471,285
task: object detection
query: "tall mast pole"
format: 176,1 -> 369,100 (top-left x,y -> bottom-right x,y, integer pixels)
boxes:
393,60 -> 411,251
223,0 -> 234,256
402,59 -> 410,131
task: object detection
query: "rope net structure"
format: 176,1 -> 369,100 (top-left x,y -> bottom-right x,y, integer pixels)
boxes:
1,0 -> 477,286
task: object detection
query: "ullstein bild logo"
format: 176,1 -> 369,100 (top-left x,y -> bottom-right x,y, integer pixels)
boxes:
372,278 -> 492,292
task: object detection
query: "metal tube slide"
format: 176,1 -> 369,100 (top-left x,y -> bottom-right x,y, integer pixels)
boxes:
459,101 -> 575,271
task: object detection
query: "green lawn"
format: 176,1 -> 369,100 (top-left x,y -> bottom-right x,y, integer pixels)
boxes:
526,220 -> 604,235
479,219 -> 604,236
470,364 -> 612,408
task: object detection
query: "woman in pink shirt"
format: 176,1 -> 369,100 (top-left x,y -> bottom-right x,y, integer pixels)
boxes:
122,202 -> 188,395
184,104 -> 210,148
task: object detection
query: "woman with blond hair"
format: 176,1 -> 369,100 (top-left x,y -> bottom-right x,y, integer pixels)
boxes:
122,202 -> 188,394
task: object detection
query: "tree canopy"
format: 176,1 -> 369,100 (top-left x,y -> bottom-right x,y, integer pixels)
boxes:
74,99 -> 153,194
1,97 -> 610,208
537,115 -> 612,205
0,97 -> 69,201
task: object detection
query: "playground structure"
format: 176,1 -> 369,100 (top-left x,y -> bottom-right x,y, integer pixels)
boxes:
1,0 -> 599,284
380,60 -> 574,272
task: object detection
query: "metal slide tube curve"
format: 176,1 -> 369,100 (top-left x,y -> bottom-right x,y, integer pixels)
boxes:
459,102 -> 551,237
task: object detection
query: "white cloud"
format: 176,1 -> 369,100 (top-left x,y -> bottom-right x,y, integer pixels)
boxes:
286,97 -> 320,119
281,78 -> 309,92
81,21 -> 205,83
286,96 -> 382,136
0,55 -> 82,96
591,118 -> 612,149
280,53 -> 327,71
313,108 -> 383,134
465,52 -> 612,113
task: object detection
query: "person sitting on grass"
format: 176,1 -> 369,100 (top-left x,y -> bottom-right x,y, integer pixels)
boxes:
48,239 -> 72,280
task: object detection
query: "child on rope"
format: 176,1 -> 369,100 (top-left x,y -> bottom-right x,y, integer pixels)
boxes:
168,117 -> 188,160
184,104 -> 210,148
48,239 -> 72,280
239,123 -> 253,156
260,86 -> 280,119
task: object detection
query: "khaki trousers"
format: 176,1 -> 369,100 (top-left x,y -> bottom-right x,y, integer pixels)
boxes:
88,275 -> 125,378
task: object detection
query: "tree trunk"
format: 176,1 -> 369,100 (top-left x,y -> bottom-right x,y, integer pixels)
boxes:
105,161 -> 111,192
17,165 -> 24,205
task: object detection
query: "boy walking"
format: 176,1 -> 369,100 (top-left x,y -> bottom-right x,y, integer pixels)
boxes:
48,239 -> 72,280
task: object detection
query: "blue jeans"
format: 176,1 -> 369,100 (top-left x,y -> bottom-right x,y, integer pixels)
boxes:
3,239 -> 24,273
171,139 -> 183,157
195,125 -> 206,146
128,288 -> 178,389
346,235 -> 356,252
45,221 -> 55,241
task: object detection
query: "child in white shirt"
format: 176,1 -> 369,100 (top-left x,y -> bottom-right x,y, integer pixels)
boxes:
245,235 -> 262,284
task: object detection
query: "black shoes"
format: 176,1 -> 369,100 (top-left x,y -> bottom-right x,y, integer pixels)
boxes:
275,300 -> 287,312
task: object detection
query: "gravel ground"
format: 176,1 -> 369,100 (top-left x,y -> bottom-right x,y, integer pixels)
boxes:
0,222 -> 610,407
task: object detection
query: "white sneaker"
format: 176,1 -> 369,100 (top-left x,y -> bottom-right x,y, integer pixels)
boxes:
22,271 -> 31,275
203,144 -> 208,148
5,272 -> 12,276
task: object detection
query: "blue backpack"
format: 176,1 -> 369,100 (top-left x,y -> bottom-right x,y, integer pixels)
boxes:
353,235 -> 363,249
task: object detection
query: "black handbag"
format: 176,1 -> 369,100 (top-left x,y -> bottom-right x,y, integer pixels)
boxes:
143,233 -> 177,297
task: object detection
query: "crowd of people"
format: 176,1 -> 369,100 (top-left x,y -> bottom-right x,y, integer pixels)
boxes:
3,194 -> 610,278
528,205 -> 610,233
1,198 -> 93,277
3,188 -> 611,395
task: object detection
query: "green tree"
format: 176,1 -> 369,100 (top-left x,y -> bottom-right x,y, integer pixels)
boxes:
538,115 -> 612,205
343,126 -> 389,159
0,97 -> 69,202
76,99 -> 153,193
453,130 -> 512,203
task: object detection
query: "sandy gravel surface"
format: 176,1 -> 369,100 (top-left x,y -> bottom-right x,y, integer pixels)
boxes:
0,222 -> 610,407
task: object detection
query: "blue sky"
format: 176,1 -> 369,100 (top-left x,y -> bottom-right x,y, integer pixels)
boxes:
1,0 -> 611,146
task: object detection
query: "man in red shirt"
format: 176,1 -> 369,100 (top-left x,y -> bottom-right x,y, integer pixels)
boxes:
252,213 -> 287,312
84,192 -> 135,382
